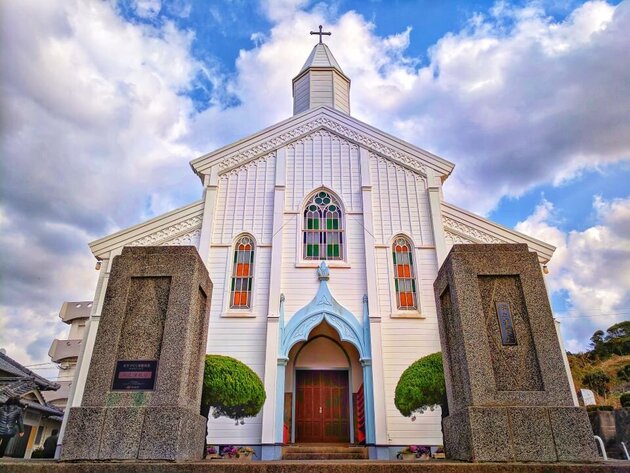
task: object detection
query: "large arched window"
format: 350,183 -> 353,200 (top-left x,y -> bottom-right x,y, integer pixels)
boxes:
393,237 -> 417,310
303,190 -> 344,260
230,235 -> 255,309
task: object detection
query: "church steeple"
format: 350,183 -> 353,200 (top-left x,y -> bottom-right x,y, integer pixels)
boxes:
292,26 -> 351,115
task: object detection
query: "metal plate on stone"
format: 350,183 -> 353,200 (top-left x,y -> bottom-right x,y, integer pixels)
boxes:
495,302 -> 517,346
112,360 -> 158,391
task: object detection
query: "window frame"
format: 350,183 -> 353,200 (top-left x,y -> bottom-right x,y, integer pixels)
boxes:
226,234 -> 256,314
298,189 -> 348,266
388,234 -> 423,318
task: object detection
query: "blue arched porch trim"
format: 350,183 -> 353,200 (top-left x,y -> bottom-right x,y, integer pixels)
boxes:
274,262 -> 376,445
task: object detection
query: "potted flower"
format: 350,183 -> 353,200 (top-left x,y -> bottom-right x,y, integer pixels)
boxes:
416,445 -> 431,460
236,446 -> 255,461
397,445 -> 419,460
206,446 -> 221,459
434,446 -> 446,459
220,445 -> 255,461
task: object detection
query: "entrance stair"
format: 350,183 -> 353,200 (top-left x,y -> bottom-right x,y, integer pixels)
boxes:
282,445 -> 368,460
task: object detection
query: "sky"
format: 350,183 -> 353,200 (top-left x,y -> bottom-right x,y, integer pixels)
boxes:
0,0 -> 628,381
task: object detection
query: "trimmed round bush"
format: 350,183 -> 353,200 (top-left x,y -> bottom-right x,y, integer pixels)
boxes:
201,354 -> 266,421
620,392 -> 630,408
395,352 -> 445,417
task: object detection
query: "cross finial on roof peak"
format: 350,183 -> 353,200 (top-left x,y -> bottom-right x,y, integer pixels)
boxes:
310,25 -> 331,44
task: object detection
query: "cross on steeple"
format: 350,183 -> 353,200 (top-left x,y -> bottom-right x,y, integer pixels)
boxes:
310,25 -> 331,44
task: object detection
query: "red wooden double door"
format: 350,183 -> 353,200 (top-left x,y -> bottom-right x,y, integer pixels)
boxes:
295,370 -> 350,443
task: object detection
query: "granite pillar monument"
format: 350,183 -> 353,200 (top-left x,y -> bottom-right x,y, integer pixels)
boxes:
434,244 -> 597,462
61,246 -> 212,461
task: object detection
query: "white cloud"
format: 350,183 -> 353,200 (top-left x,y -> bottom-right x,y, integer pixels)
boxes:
0,0 -> 203,363
1,0 -> 629,366
133,0 -> 162,19
515,196 -> 630,352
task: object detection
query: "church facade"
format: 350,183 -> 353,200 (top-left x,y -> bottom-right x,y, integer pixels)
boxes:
70,39 -> 556,459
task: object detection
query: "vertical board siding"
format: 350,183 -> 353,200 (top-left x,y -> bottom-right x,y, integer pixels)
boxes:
379,247 -> 443,445
206,154 -> 275,444
294,75 -> 310,114
286,131 -> 361,212
205,246 -> 272,444
369,154 -> 433,246
281,214 -> 367,320
212,154 -> 276,245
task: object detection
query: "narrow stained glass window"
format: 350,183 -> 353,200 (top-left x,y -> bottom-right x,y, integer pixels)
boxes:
303,190 -> 343,261
393,237 -> 417,310
230,236 -> 254,309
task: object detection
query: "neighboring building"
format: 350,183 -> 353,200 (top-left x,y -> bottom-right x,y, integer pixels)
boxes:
67,37 -> 556,459
44,301 -> 91,410
0,351 -> 63,458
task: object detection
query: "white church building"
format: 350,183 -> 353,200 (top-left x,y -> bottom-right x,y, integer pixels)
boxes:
68,35 -> 557,459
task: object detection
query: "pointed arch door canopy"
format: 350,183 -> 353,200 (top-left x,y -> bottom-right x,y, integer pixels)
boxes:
278,262 -> 371,360
274,262 -> 376,446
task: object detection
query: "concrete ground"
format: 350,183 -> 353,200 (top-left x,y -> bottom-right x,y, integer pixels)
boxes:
1,459 -> 630,473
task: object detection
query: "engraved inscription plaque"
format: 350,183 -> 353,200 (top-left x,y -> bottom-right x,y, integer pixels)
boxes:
112,360 -> 158,391
496,301 -> 517,345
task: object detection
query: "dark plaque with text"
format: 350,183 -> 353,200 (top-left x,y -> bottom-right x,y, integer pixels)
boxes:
495,302 -> 517,346
112,360 -> 158,391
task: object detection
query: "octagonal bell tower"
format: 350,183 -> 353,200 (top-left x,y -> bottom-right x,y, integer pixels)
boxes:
292,27 -> 351,115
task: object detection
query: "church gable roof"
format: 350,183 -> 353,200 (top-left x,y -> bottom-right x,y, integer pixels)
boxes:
89,200 -> 204,259
190,106 -> 454,179
441,201 -> 555,263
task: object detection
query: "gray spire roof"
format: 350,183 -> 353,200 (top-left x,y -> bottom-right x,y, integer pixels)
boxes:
299,43 -> 345,74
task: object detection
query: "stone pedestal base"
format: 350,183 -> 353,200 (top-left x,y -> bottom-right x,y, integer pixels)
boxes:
61,406 -> 206,461
443,406 -> 598,462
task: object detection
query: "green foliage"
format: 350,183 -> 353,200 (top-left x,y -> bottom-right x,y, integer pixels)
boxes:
394,352 -> 445,417
582,370 -> 611,397
617,364 -> 630,382
620,392 -> 630,408
586,405 -> 614,412
588,322 -> 630,360
201,355 -> 266,421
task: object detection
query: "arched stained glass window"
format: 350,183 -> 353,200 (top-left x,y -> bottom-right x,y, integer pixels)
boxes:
393,237 -> 417,310
230,236 -> 255,309
303,190 -> 343,260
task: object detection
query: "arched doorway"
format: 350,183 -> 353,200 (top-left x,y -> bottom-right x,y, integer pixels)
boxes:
287,324 -> 363,443
275,262 -> 375,446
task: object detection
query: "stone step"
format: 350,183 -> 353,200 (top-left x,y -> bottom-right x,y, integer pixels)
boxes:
284,446 -> 366,454
283,452 -> 368,460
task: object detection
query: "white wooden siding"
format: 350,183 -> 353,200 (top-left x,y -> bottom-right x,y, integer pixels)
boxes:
370,154 -> 433,246
280,214 -> 367,320
310,70 -> 334,109
285,131 -> 361,212
205,245 -> 272,444
333,73 -> 350,114
378,247 -> 443,445
293,74 -> 310,114
212,153 -> 276,245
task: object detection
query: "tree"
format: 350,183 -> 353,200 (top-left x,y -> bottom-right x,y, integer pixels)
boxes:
590,330 -> 605,356
201,355 -> 266,423
581,370 -> 611,399
394,352 -> 446,418
617,364 -> 630,382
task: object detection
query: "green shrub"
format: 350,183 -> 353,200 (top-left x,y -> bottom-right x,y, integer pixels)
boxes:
586,405 -> 614,412
582,370 -> 611,397
394,352 -> 445,417
617,364 -> 630,382
201,355 -> 266,421
620,392 -> 630,408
